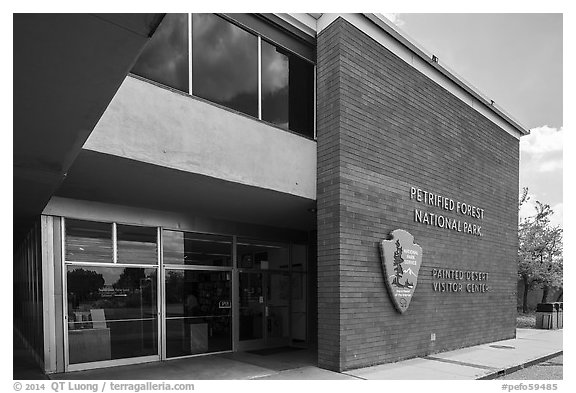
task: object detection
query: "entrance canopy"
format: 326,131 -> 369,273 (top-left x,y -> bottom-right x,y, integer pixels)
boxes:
53,149 -> 316,232
13,14 -> 165,245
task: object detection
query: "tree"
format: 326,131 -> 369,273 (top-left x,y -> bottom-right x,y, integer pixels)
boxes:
392,240 -> 404,286
113,268 -> 146,291
67,268 -> 105,307
518,188 -> 563,312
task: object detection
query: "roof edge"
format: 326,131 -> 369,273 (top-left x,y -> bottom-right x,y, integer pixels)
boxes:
364,14 -> 529,136
275,13 -> 530,137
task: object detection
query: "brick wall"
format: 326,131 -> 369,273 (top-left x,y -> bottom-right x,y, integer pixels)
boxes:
317,18 -> 519,372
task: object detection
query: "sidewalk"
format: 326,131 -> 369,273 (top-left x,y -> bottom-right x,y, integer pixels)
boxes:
40,328 -> 562,380
338,328 -> 563,380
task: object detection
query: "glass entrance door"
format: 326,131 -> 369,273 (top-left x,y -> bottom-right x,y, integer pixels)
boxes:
237,271 -> 290,350
238,272 -> 265,345
162,230 -> 233,359
266,272 -> 290,347
164,269 -> 232,358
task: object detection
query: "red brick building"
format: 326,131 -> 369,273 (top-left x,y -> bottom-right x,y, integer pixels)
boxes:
14,13 -> 527,375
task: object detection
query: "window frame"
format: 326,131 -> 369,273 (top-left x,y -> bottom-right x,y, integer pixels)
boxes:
63,218 -> 160,267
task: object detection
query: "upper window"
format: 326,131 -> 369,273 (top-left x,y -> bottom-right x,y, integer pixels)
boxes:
65,219 -> 158,265
261,40 -> 314,137
65,219 -> 113,263
192,14 -> 258,118
131,13 -> 315,138
163,230 -> 232,267
131,13 -> 189,93
237,239 -> 290,270
116,224 -> 158,265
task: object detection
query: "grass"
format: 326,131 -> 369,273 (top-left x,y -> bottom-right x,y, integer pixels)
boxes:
517,312 -> 537,328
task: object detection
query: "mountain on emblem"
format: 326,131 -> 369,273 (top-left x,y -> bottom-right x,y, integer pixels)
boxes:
380,229 -> 423,314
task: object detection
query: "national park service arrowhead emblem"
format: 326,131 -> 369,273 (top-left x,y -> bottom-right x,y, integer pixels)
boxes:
380,229 -> 422,314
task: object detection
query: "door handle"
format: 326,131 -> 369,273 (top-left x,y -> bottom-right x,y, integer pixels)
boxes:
265,306 -> 269,317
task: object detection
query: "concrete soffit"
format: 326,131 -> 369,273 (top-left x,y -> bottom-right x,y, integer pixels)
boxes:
274,13 -> 529,140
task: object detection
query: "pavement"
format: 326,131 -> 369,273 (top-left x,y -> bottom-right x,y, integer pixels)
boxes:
15,328 -> 562,380
340,329 -> 563,380
497,355 -> 563,380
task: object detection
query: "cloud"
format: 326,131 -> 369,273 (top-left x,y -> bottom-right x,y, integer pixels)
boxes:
382,13 -> 405,27
538,158 -> 563,173
520,125 -> 563,156
193,14 -> 258,102
520,125 -> 563,178
549,203 -> 563,228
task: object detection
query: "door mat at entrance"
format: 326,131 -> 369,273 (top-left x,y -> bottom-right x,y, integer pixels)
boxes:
247,347 -> 304,356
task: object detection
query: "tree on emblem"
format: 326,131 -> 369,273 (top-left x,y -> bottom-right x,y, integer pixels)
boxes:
392,239 -> 404,287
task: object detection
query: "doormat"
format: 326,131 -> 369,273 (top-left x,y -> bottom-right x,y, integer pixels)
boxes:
247,347 -> 304,356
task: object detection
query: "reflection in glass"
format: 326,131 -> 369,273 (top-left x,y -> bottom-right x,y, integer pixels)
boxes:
239,272 -> 264,341
291,244 -> 307,271
65,219 -> 113,263
165,270 -> 232,357
261,40 -> 314,137
192,14 -> 258,117
262,41 -> 288,128
267,273 -> 289,339
117,225 -> 157,265
291,272 -> 307,344
131,13 -> 189,93
66,266 -> 158,364
237,239 -> 289,270
163,230 -> 232,267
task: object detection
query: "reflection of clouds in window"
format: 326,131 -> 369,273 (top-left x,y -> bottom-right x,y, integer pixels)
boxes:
262,42 -> 288,95
262,40 -> 289,127
192,14 -> 257,115
131,14 -> 189,93
132,13 -> 314,137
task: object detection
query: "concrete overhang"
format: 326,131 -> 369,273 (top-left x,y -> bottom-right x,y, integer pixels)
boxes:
83,75 -> 317,202
13,13 -> 165,245
52,149 -> 316,232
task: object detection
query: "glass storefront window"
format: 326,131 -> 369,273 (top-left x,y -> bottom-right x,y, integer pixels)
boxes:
291,272 -> 307,344
131,13 -> 189,93
291,244 -> 307,271
117,225 -> 158,265
237,239 -> 289,270
192,13 -> 258,117
165,270 -> 232,357
163,231 -> 232,267
66,266 -> 158,364
65,219 -> 113,263
64,221 -> 309,364
262,40 -> 315,137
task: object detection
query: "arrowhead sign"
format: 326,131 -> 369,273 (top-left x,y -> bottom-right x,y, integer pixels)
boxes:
380,229 -> 422,314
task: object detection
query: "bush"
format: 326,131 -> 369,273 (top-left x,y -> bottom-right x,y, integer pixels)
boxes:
517,312 -> 536,328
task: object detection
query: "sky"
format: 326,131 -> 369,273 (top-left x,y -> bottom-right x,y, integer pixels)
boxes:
382,13 -> 564,228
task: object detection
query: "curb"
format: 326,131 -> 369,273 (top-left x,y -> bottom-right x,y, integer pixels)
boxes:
477,351 -> 563,380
